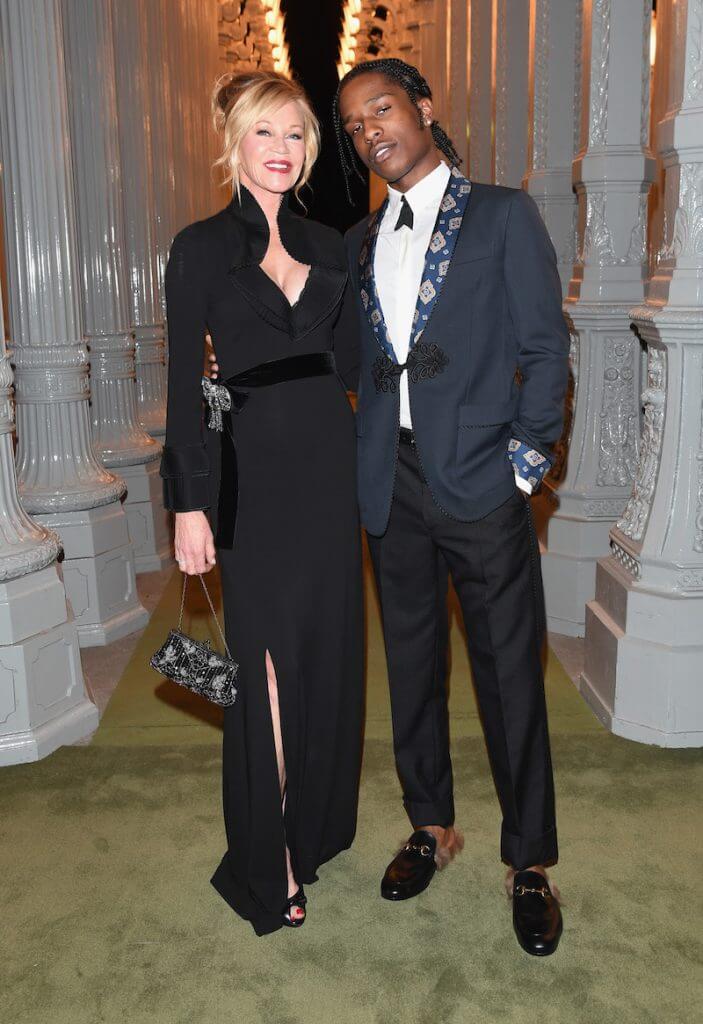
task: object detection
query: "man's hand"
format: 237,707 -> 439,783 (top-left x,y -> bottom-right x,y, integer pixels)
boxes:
175,511 -> 216,575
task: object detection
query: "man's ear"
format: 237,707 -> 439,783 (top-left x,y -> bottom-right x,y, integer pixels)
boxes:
417,97 -> 434,127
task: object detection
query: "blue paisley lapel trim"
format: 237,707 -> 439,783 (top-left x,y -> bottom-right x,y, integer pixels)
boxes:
410,166 -> 472,349
358,197 -> 396,363
357,167 -> 472,364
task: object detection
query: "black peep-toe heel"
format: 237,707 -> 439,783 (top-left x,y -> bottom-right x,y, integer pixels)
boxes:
282,887 -> 307,928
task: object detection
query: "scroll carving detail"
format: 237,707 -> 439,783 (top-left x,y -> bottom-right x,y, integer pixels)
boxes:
597,336 -> 638,488
617,346 -> 667,541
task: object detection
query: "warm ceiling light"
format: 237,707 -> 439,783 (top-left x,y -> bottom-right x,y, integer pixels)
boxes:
650,11 -> 657,67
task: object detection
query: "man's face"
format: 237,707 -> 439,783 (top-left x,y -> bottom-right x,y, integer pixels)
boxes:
339,72 -> 435,186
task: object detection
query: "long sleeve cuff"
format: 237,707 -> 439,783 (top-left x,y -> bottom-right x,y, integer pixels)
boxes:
508,437 -> 551,494
160,443 -> 211,512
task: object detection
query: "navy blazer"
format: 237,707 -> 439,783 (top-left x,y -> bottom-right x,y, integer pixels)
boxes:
345,175 -> 570,537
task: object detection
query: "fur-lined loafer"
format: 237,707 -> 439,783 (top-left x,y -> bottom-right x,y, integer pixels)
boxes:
381,829 -> 437,901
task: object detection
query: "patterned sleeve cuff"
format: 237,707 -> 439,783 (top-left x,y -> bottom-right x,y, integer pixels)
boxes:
507,438 -> 551,493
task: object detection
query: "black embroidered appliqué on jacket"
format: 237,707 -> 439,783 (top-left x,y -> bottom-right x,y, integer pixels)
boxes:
372,343 -> 450,393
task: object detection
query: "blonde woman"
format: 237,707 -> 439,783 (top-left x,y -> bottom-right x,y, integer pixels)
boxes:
161,71 -> 363,935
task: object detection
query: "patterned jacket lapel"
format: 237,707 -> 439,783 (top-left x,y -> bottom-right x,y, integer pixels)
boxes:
410,167 -> 472,348
357,167 -> 472,363
357,197 -> 396,362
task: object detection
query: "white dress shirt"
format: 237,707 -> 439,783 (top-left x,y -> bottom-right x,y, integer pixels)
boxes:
374,161 -> 451,430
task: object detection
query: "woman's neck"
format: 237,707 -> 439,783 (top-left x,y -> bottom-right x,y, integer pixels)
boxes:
240,173 -> 284,234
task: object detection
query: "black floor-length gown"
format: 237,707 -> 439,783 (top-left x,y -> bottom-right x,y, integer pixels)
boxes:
160,185 -> 363,936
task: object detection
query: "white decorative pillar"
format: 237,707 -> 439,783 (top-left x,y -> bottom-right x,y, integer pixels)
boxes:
468,0 -> 493,182
581,0 -> 703,747
0,320 -> 98,766
0,0 -> 147,647
447,0 -> 469,168
493,0 -> 530,188
418,0 -> 447,126
62,0 -> 172,575
537,0 -> 655,637
145,0 -> 179,318
112,0 -> 168,440
524,0 -> 582,291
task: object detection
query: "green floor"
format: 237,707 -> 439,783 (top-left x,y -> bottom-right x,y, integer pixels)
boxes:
1,565 -> 702,1024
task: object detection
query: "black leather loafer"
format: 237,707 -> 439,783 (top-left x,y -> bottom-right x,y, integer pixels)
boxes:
381,829 -> 437,901
511,870 -> 563,956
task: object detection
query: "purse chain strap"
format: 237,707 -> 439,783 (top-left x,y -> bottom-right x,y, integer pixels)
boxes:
177,573 -> 233,659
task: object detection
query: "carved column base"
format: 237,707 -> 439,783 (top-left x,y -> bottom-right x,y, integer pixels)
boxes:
0,565 -> 98,765
121,462 -> 174,573
581,556 -> 703,748
534,491 -> 616,637
581,305 -> 703,746
90,334 -> 161,467
37,502 -> 148,647
538,308 -> 641,635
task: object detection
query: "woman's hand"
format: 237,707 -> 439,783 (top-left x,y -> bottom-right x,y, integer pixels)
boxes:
174,511 -> 216,575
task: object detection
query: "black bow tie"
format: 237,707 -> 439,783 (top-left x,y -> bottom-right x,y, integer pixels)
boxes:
394,195 -> 414,231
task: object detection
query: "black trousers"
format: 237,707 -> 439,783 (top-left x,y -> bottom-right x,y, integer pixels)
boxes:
367,439 -> 558,870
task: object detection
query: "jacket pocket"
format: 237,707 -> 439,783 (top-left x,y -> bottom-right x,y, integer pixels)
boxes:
451,247 -> 495,265
456,401 -> 516,485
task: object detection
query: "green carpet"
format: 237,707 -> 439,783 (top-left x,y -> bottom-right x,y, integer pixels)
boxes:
1,562 -> 702,1024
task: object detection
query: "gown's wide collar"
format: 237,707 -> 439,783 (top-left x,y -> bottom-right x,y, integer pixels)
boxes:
225,184 -> 345,271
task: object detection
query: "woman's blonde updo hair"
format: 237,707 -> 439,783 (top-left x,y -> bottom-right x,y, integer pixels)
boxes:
212,71 -> 320,203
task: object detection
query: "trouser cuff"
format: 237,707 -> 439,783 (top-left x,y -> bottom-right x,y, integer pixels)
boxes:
501,824 -> 558,870
405,796 -> 455,831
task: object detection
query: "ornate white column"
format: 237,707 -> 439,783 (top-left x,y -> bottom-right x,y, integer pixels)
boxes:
145,0 -> 179,317
447,0 -> 469,168
524,0 -> 582,291
0,0 -> 147,648
493,0 -> 530,188
0,304 -> 97,765
112,0 -> 168,440
417,0 -> 447,126
62,0 -> 172,574
537,0 -> 655,636
581,0 -> 703,747
468,0 -> 493,182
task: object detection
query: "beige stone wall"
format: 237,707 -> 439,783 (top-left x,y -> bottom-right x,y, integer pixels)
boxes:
218,0 -> 290,76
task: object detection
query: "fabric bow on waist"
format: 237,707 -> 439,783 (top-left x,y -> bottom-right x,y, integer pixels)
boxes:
201,376 -> 249,431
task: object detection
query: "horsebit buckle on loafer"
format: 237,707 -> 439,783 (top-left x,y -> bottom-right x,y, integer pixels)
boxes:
515,884 -> 551,899
404,843 -> 433,857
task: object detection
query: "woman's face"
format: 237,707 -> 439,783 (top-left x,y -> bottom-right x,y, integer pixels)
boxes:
239,100 -> 306,196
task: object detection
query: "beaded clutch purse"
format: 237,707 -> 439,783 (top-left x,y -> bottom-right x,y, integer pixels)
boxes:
150,574 -> 238,708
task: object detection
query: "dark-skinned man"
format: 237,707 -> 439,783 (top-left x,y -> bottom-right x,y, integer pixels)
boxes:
334,58 -> 568,957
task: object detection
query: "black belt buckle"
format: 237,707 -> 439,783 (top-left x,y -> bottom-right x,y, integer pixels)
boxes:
399,427 -> 415,446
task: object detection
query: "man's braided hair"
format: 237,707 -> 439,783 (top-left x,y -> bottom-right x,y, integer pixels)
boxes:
333,58 -> 462,202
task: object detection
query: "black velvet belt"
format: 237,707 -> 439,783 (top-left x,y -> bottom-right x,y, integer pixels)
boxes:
208,351 -> 338,549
